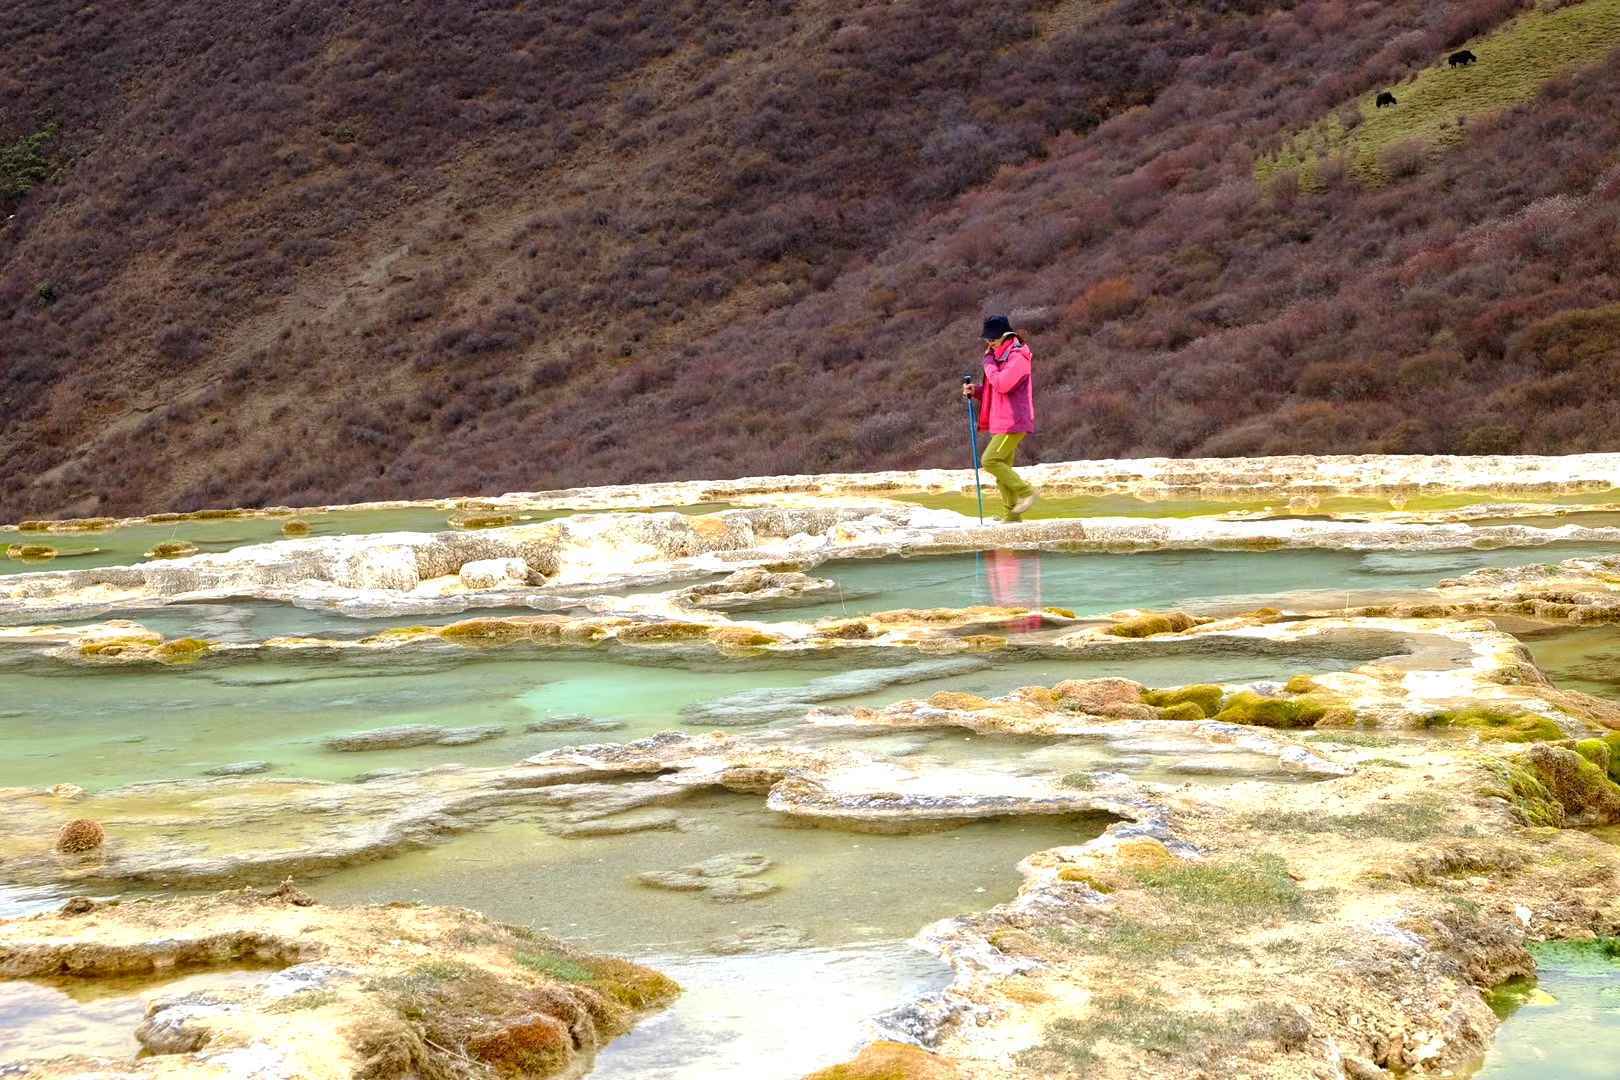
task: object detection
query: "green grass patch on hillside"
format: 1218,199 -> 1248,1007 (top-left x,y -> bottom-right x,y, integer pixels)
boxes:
1259,0 -> 1620,186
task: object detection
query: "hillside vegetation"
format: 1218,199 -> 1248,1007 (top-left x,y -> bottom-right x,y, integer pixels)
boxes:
1262,0 -> 1620,181
3,0 -> 1620,516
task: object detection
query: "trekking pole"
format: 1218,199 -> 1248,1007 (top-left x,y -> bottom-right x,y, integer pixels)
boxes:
962,374 -> 986,524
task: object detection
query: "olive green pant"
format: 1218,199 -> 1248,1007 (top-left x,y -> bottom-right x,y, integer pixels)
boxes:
980,434 -> 1033,516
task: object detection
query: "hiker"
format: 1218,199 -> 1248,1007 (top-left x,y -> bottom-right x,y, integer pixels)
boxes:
961,314 -> 1038,521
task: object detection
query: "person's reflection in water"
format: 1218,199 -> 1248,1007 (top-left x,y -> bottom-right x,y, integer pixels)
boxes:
982,550 -> 1044,633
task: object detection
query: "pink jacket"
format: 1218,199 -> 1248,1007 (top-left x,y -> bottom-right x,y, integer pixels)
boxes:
976,336 -> 1036,434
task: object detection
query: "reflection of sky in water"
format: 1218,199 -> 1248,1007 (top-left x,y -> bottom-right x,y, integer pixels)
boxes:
590,942 -> 950,1080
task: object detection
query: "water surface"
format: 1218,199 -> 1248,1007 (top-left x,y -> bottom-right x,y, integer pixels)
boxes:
1518,626 -> 1620,702
1475,940 -> 1620,1078
0,646 -> 1364,791
755,547 -> 1620,623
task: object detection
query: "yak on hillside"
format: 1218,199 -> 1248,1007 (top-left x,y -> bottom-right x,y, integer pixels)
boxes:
1449,49 -> 1478,67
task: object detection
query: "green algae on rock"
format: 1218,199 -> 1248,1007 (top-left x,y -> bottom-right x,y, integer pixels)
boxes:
144,540 -> 200,559
1428,705 -> 1567,743
1106,611 -> 1206,638
1482,744 -> 1620,827
1141,684 -> 1225,718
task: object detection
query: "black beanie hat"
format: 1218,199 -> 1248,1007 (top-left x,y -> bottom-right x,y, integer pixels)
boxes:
981,314 -> 1013,339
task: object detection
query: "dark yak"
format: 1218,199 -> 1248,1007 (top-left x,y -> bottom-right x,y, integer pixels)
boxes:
1449,49 -> 1478,67
1376,90 -> 1397,108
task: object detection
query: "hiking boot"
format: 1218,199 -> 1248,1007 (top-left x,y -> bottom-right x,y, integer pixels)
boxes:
1012,491 -> 1038,515
997,512 -> 1023,524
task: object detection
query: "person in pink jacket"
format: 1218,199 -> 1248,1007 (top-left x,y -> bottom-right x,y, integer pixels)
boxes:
961,314 -> 1038,520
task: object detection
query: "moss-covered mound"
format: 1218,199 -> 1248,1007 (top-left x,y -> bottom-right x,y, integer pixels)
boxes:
5,543 -> 58,561
1142,681 -> 1352,729
1427,706 -> 1566,743
1482,743 -> 1620,827
449,512 -> 519,530
1106,611 -> 1204,638
1142,684 -> 1225,718
146,540 -> 200,559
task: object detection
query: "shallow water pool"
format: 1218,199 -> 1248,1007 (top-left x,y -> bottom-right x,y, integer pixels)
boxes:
312,791 -> 1106,953
0,643 -> 1365,791
752,546 -> 1620,623
1474,939 -> 1620,1078
0,968 -> 269,1064
1518,625 -> 1620,702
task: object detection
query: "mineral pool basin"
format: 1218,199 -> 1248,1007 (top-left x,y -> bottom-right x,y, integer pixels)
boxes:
889,489 -> 1620,521
1473,939 -> 1620,1078
314,791 -> 1107,951
0,647 -> 1368,790
1517,625 -> 1620,701
0,968 -> 270,1064
750,545 -> 1620,623
0,502 -> 736,576
312,793 -> 1096,1079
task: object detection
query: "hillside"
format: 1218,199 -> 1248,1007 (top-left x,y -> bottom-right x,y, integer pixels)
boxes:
3,0 -> 1620,517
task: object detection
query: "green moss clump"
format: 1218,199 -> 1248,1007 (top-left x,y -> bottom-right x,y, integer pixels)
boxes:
281,519 -> 313,537
1158,701 -> 1207,722
155,637 -> 212,663
1479,756 -> 1564,827
1107,611 -> 1200,638
1284,675 -> 1321,694
1428,706 -> 1565,743
146,540 -> 200,559
1606,733 -> 1620,785
1573,738 -> 1611,775
1485,745 -> 1620,827
187,508 -> 245,521
561,954 -> 680,1011
1213,691 -> 1334,729
449,512 -> 519,530
6,543 -> 58,561
438,619 -> 535,645
1141,684 -> 1224,718
79,633 -> 164,657
615,621 -> 716,644
1057,867 -> 1115,892
1509,744 -> 1620,825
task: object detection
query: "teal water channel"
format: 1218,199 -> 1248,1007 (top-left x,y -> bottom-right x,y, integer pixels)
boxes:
1475,939 -> 1620,1078
0,503 -> 736,577
0,645 -> 1363,792
754,546 -> 1620,623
